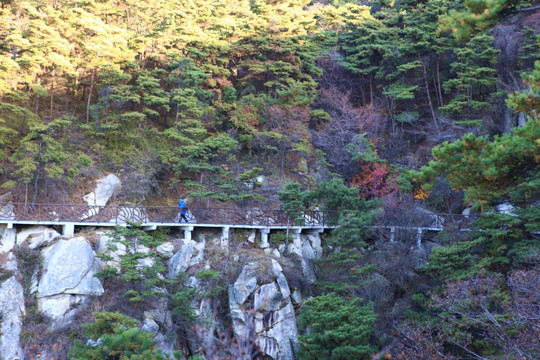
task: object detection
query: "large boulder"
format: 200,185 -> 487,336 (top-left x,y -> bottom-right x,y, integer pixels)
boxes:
38,237 -> 104,297
168,240 -> 195,278
496,202 -> 518,216
255,301 -> 298,360
156,242 -> 175,259
81,174 -> 121,219
168,239 -> 205,279
229,260 -> 298,360
38,237 -> 104,324
0,226 -> 16,253
0,276 -> 25,360
231,263 -> 259,305
0,202 -> 15,220
96,232 -> 127,270
83,174 -> 121,207
254,282 -> 281,312
16,226 -> 60,249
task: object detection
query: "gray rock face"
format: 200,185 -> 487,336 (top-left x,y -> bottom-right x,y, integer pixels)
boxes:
168,240 -> 196,278
254,282 -> 281,312
81,174 -> 121,219
280,231 -> 322,261
142,317 -> 160,334
0,202 -> 15,220
17,227 -> 61,249
96,232 -> 127,270
190,297 -> 221,358
39,237 -> 104,297
232,263 -> 259,305
38,294 -> 73,321
229,260 -> 298,360
0,276 -> 25,360
0,226 -> 16,253
37,237 -> 103,324
83,174 -> 121,207
255,301 -> 298,360
190,240 -> 205,267
156,242 -> 175,258
16,226 -> 50,246
496,202 -> 517,216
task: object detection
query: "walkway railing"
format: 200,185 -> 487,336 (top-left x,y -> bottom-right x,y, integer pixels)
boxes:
0,202 -> 335,227
0,202 -> 481,230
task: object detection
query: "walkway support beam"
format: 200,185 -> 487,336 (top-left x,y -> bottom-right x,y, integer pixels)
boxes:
62,223 -> 75,236
260,228 -> 270,248
183,226 -> 194,242
416,228 -> 423,248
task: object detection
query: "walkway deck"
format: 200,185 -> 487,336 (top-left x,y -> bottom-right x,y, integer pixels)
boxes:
0,202 -> 477,246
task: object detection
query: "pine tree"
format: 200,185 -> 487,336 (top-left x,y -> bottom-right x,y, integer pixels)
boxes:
278,181 -> 307,225
298,293 -> 377,360
69,311 -> 174,360
441,32 -> 502,126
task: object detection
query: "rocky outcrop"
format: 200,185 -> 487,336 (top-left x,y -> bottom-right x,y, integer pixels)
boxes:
0,276 -> 25,360
0,223 -> 321,359
37,237 -> 104,324
231,263 -> 259,305
81,174 -> 121,219
0,225 -> 16,253
496,202 -> 518,216
229,260 -> 298,360
0,202 -> 15,220
0,253 -> 25,360
278,231 -> 322,284
16,226 -> 60,249
96,232 -> 126,270
168,239 -> 205,279
156,242 -> 175,259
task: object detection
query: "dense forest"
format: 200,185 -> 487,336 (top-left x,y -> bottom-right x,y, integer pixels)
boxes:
0,0 -> 539,359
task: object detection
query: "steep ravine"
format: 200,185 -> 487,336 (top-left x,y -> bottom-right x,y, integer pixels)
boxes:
0,222 -> 328,359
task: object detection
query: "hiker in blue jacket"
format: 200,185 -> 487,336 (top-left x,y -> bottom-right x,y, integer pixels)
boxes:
177,198 -> 188,222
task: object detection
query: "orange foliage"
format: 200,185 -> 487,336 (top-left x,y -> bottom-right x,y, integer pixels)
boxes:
413,185 -> 430,200
351,161 -> 400,200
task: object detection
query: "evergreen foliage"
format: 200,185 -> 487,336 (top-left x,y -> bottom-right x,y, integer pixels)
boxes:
298,293 -> 377,360
0,0 -> 538,358
69,311 -> 175,360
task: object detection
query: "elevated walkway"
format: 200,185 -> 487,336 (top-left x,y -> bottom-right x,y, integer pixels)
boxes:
0,202 -> 477,245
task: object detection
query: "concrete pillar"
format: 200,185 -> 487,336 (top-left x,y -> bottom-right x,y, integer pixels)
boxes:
6,222 -> 13,229
63,223 -> 75,236
183,226 -> 194,242
416,228 -> 423,248
390,226 -> 395,242
260,228 -> 270,248
221,226 -> 230,252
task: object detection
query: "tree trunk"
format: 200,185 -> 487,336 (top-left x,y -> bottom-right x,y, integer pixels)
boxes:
31,142 -> 42,204
437,54 -> 444,107
432,68 -> 441,108
50,69 -> 55,120
420,57 -> 439,135
35,95 -> 40,115
86,69 -> 95,124
369,75 -> 374,105
360,78 -> 367,107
